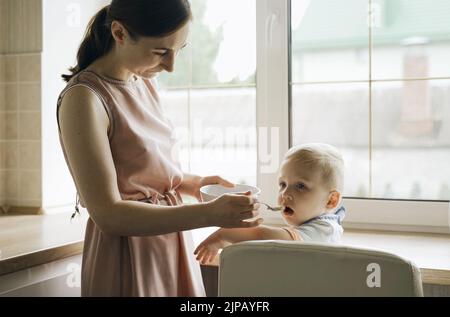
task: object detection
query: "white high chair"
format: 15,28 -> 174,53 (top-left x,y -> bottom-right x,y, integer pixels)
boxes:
218,240 -> 423,297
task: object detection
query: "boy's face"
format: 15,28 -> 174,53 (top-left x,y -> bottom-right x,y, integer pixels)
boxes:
277,158 -> 332,226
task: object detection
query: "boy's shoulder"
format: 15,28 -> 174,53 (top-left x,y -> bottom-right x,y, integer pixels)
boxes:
290,216 -> 344,243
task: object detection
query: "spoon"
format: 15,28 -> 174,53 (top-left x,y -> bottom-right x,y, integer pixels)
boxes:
259,202 -> 282,212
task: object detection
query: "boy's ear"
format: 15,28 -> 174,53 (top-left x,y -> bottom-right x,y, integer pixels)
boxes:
326,190 -> 341,209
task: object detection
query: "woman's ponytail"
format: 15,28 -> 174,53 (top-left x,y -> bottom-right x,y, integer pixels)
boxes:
62,6 -> 113,82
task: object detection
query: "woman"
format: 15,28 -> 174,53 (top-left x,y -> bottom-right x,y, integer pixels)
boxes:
57,0 -> 260,297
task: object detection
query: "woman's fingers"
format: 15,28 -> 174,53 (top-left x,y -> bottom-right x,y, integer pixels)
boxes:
202,251 -> 210,264
200,250 -> 212,264
233,191 -> 257,206
235,190 -> 251,196
195,245 -> 218,264
239,205 -> 260,217
216,176 -> 235,188
203,175 -> 235,188
196,248 -> 207,261
195,243 -> 207,256
208,251 -> 216,264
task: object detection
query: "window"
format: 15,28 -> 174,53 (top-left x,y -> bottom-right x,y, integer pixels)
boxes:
291,0 -> 450,202
157,0 -> 257,243
158,0 -> 257,187
258,0 -> 449,233
158,0 -> 449,235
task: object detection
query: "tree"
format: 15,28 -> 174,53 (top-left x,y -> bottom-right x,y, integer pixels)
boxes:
158,0 -> 223,87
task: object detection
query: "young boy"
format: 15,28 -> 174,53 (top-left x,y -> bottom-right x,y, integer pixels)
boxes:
194,143 -> 346,264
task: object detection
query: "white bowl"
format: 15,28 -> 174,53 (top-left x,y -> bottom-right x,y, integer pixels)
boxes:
200,184 -> 261,202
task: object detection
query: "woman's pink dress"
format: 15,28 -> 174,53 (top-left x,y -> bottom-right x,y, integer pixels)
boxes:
57,70 -> 205,297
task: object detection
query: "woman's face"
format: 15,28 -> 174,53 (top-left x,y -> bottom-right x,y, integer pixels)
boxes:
119,22 -> 190,79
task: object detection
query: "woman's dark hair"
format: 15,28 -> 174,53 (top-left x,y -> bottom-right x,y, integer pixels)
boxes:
62,0 -> 192,82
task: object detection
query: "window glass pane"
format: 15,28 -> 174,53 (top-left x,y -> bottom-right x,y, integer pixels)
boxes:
291,83 -> 370,198
159,89 -> 190,171
187,92 -> 256,245
291,0 -> 369,83
158,0 -> 256,88
290,1 -> 450,203
158,0 -> 257,244
189,87 -> 257,186
372,0 -> 450,79
158,0 -> 257,184
372,79 -> 450,200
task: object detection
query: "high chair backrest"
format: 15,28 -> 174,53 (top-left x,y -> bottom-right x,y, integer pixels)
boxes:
218,240 -> 423,297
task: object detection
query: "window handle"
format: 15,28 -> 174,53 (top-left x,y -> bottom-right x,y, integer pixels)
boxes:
265,13 -> 278,47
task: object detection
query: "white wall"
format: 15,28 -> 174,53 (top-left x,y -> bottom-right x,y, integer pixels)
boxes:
42,0 -> 109,212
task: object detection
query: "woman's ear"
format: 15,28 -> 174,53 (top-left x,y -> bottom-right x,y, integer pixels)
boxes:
326,190 -> 341,209
111,21 -> 129,45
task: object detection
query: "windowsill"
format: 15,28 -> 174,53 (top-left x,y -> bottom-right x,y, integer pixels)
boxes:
202,229 -> 450,286
341,229 -> 450,285
0,212 -> 87,276
1,213 -> 449,286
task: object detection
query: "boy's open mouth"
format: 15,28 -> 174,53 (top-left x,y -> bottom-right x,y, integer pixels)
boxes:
283,206 -> 294,215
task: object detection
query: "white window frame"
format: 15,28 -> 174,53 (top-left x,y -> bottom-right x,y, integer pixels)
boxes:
255,0 -> 450,234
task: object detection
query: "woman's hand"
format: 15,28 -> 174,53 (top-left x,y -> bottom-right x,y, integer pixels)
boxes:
178,173 -> 235,202
206,191 -> 262,228
194,229 -> 229,264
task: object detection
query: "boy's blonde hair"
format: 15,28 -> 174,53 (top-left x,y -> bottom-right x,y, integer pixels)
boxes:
284,143 -> 344,192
